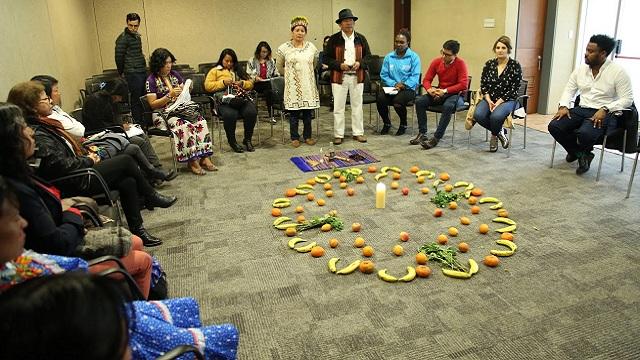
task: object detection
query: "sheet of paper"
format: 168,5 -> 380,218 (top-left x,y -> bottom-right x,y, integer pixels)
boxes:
383,87 -> 398,95
125,124 -> 145,137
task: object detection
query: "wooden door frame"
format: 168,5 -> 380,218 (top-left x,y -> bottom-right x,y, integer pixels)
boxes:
394,0 -> 411,41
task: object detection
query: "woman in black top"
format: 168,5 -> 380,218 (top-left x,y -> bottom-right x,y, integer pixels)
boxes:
474,35 -> 523,152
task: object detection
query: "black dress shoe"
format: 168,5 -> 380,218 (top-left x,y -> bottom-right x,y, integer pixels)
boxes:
420,137 -> 440,150
164,169 -> 177,181
409,133 -> 426,145
132,227 -> 163,247
380,124 -> 391,135
243,140 -> 255,152
145,191 -> 178,210
149,168 -> 167,181
576,152 -> 594,175
395,126 -> 407,136
230,142 -> 244,153
565,153 -> 578,163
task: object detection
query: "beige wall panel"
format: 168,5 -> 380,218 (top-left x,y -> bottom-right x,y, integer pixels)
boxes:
412,0 -> 507,89
94,0 -> 147,70
330,0 -> 394,56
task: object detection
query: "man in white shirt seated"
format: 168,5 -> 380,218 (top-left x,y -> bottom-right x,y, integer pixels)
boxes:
548,34 -> 634,175
30,75 -> 85,138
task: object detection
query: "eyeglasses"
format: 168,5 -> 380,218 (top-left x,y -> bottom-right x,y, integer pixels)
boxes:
39,96 -> 51,103
440,49 -> 455,58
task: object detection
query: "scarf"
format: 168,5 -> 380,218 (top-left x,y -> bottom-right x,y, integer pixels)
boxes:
38,115 -> 86,155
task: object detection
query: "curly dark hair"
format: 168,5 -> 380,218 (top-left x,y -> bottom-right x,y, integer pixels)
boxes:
0,103 -> 33,182
398,28 -> 411,47
149,48 -> 177,75
589,34 -> 616,56
254,41 -> 272,60
215,48 -> 250,80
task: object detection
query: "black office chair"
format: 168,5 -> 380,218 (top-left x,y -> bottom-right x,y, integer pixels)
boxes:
426,76 -> 472,143
139,95 -> 178,172
270,77 -> 288,144
626,134 -> 640,198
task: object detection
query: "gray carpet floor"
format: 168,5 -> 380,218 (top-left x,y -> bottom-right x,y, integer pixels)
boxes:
142,107 -> 640,359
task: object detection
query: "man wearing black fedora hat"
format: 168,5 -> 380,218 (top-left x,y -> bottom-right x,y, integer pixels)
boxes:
324,8 -> 372,145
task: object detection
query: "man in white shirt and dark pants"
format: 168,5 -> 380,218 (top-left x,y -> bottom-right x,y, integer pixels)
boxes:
549,34 -> 633,175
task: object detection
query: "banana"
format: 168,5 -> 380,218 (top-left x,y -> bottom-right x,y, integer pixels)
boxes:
468,259 -> 479,275
374,172 -> 388,181
295,241 -> 317,253
432,179 -> 443,188
465,182 -> 474,190
398,266 -> 416,282
272,202 -> 291,208
415,170 -> 431,177
389,166 -> 402,173
273,216 -> 292,226
490,249 -> 514,257
380,166 -> 390,173
314,175 -> 330,183
442,268 -> 472,279
489,202 -> 503,210
275,223 -> 299,230
317,174 -> 331,181
479,197 -> 500,204
377,269 -> 398,282
495,224 -> 517,233
464,190 -> 471,198
349,168 -> 363,176
426,172 -> 435,179
492,217 -> 516,226
295,188 -> 311,195
454,181 -> 469,188
288,237 -> 306,249
336,260 -> 361,274
328,257 -> 339,273
272,198 -> 290,204
496,239 -> 517,251
296,184 -> 313,190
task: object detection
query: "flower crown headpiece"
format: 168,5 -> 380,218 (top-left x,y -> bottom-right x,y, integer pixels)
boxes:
290,16 -> 308,31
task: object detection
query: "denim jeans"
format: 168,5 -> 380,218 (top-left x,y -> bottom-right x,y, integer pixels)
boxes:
415,94 -> 464,139
474,100 -> 517,135
289,109 -> 313,141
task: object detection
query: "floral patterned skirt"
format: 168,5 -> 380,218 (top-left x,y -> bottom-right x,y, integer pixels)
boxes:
154,114 -> 213,163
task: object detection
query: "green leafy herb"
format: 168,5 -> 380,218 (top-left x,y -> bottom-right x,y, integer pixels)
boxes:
297,214 -> 344,232
430,190 -> 463,208
418,242 -> 467,272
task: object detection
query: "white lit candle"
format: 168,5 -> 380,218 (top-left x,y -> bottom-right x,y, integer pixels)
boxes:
376,182 -> 386,209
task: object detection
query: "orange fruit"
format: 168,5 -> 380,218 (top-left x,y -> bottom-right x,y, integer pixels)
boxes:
295,205 -> 304,213
439,172 -> 450,181
307,193 -> 315,201
285,188 -> 297,197
460,216 -> 471,225
468,196 -> 478,205
346,188 -> 355,196
470,205 -> 480,214
457,242 -> 470,253
285,227 -> 297,237
392,245 -> 404,256
415,265 -> 432,278
310,246 -> 325,257
479,223 -> 489,234
321,223 -> 332,232
433,208 -> 443,217
421,187 -> 430,194
367,165 -> 377,173
483,255 -> 500,267
392,172 -> 401,180
333,170 -> 341,178
500,232 -> 514,241
497,209 -> 509,218
410,165 -> 420,173
362,245 -> 374,257
317,199 -> 326,206
339,175 -> 347,182
356,176 -> 365,184
354,237 -> 365,248
271,208 -> 282,217
351,223 -> 362,232
325,190 -> 334,197
306,178 -> 316,186
471,188 -> 483,196
399,231 -> 410,242
415,252 -> 428,265
329,238 -> 339,248
448,201 -> 458,210
359,260 -> 375,274
448,227 -> 459,237
296,215 -> 306,223
444,184 -> 454,192
417,176 -> 425,184
390,181 -> 399,189
437,234 -> 448,245
323,183 -> 332,190
339,182 -> 348,189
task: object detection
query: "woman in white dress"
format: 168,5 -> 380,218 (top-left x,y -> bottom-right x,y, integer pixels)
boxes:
275,16 -> 320,148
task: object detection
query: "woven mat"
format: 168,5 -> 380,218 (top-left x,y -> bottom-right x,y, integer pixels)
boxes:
290,149 -> 380,172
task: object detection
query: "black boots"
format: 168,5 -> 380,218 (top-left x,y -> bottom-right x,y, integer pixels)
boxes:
131,226 -> 163,247
149,168 -> 177,182
145,191 -> 178,210
230,142 -> 244,153
243,139 -> 255,152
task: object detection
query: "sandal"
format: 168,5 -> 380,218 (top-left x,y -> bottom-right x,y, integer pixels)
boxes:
200,157 -> 218,171
188,161 -> 206,176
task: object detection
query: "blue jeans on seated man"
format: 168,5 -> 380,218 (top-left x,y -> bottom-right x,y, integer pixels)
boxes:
474,100 -> 517,135
415,93 -> 464,139
548,106 -> 618,156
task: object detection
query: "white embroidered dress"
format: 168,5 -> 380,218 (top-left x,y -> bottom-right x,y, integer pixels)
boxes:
276,41 -> 320,110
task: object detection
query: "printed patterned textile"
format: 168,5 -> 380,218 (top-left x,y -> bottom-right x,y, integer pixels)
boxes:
290,148 -> 380,172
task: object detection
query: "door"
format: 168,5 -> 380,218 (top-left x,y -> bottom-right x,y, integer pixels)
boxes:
394,0 -> 411,42
516,0 -> 547,113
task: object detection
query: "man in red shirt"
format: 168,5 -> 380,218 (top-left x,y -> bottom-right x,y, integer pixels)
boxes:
411,40 -> 469,149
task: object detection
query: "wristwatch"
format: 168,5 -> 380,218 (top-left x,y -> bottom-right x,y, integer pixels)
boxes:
601,106 -> 610,113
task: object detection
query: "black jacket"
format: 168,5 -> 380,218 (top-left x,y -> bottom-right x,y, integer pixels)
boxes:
115,27 -> 147,74
82,91 -> 121,132
6,177 -> 84,256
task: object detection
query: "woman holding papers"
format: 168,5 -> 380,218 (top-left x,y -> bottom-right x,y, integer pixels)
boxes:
247,41 -> 280,123
145,48 -> 215,175
376,29 -> 421,135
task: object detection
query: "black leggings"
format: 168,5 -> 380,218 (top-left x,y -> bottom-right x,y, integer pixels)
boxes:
218,102 -> 257,145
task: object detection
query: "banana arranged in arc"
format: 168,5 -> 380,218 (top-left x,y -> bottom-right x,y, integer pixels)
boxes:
296,184 -> 313,190
377,269 -> 398,282
295,241 -> 317,253
314,174 -> 331,183
468,259 -> 479,275
288,237 -> 306,249
275,223 -> 299,230
432,179 -> 443,188
454,181 -> 469,188
295,188 -> 311,195
374,172 -> 388,181
479,197 -> 500,204
492,217 -> 516,226
464,190 -> 472,198
273,216 -> 292,226
415,170 -> 434,178
328,257 -> 339,273
335,260 -> 361,274
398,266 -> 416,282
495,224 -> 517,233
490,239 -> 517,257
442,268 -> 472,279
348,168 -> 363,176
489,202 -> 503,210
272,198 -> 291,208
465,182 -> 475,190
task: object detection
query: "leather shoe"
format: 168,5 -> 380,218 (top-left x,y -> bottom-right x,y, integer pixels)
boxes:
409,133 -> 426,145
305,138 -> 317,145
164,169 -> 177,181
380,124 -> 391,135
395,126 -> 407,136
333,137 -> 343,145
132,227 -> 163,247
352,135 -> 367,143
489,136 -> 498,152
576,152 -> 594,175
145,191 -> 177,210
230,142 -> 244,153
420,137 -> 439,150
566,153 -> 578,163
243,140 -> 255,152
291,140 -> 301,148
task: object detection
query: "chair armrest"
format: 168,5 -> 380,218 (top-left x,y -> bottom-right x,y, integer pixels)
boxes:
95,267 -> 145,300
156,345 -> 205,360
50,168 -> 114,204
